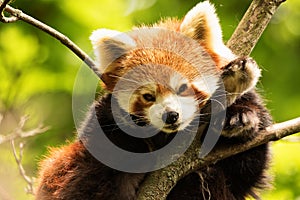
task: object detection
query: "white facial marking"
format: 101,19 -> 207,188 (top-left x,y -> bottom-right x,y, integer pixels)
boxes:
116,90 -> 135,114
192,74 -> 219,96
169,73 -> 188,92
149,103 -> 165,130
148,94 -> 181,131
161,95 -> 180,113
177,96 -> 199,129
147,93 -> 199,133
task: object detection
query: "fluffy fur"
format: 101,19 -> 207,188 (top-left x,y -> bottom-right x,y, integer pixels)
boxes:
36,1 -> 272,199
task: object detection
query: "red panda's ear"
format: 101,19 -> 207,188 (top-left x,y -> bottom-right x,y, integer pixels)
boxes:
180,1 -> 236,65
90,29 -> 136,73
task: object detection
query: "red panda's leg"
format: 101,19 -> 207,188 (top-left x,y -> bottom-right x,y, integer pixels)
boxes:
221,57 -> 261,107
218,91 -> 272,198
222,90 -> 272,139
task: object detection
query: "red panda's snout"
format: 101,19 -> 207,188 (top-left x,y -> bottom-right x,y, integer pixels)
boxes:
148,91 -> 199,133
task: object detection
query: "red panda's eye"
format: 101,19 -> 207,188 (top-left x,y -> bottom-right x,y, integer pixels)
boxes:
143,93 -> 156,102
178,84 -> 188,94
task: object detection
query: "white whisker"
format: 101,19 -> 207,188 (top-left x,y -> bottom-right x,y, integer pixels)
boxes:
210,98 -> 226,110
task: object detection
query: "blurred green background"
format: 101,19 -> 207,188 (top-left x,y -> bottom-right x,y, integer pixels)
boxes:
0,0 -> 299,199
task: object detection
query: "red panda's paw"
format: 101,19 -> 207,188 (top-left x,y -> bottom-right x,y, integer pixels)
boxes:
222,109 -> 260,138
221,57 -> 261,106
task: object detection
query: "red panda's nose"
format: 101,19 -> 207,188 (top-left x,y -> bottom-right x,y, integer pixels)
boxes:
162,111 -> 179,124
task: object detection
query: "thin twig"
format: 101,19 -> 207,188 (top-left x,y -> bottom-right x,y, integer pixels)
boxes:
0,0 -> 18,22
11,140 -> 35,195
0,115 -> 49,144
0,0 -> 8,13
0,0 -> 100,77
0,115 -> 47,195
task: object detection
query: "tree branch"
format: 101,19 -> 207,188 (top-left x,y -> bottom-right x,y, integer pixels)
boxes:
227,0 -> 286,56
0,0 -> 18,22
11,140 -> 35,195
0,0 -> 100,77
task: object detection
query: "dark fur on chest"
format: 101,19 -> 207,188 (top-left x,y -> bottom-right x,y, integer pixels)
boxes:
36,91 -> 271,200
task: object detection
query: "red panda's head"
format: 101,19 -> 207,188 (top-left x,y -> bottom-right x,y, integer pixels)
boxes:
90,1 -> 236,133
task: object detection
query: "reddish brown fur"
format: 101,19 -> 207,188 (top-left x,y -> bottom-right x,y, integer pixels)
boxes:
156,19 -> 222,68
191,85 -> 209,107
154,18 -> 182,32
131,96 -> 149,120
36,142 -> 88,199
102,48 -> 214,91
156,84 -> 173,96
36,141 -> 145,200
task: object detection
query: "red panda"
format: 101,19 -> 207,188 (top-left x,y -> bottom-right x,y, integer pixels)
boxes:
36,1 -> 271,200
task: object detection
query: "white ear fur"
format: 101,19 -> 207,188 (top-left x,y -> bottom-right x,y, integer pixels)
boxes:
180,1 -> 235,61
90,29 -> 137,71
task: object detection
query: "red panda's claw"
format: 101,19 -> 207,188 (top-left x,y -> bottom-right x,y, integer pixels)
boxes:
222,110 -> 260,138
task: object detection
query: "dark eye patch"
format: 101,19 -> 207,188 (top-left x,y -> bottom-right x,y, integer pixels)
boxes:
178,83 -> 188,94
142,93 -> 156,102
